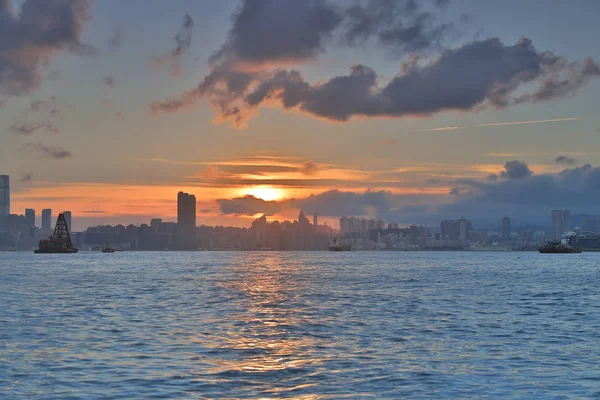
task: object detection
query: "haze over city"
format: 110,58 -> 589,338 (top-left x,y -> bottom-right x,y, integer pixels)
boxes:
2,0 -> 600,231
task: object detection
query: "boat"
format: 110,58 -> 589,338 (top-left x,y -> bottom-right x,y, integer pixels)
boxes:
329,236 -> 352,251
34,213 -> 78,254
538,240 -> 582,254
102,245 -> 115,253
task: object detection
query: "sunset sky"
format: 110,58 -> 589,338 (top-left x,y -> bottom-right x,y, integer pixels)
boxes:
2,0 -> 600,231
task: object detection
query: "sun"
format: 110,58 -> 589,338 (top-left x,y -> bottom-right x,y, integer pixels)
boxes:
244,186 -> 284,201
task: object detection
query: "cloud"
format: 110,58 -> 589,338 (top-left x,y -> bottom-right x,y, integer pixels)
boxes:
449,187 -> 460,195
153,34 -> 599,128
11,122 -> 59,134
19,172 -> 33,183
102,76 -> 115,87
299,161 -> 319,175
555,155 -> 577,165
499,160 -> 532,180
82,210 -> 106,214
420,126 -> 464,131
342,0 -> 453,54
152,13 -> 194,77
108,28 -> 125,49
210,0 -> 342,67
0,0 -> 90,95
196,166 -> 225,182
24,142 -> 72,159
477,117 -> 579,127
217,195 -> 281,216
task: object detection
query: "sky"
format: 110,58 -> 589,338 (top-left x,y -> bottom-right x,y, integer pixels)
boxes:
2,0 -> 600,231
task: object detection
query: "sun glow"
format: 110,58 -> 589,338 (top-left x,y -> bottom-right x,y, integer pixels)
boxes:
243,186 -> 284,201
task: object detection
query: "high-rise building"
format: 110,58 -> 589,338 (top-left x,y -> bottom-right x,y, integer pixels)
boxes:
42,209 -> 52,230
552,210 -> 571,239
502,216 -> 511,241
581,216 -> 598,233
177,192 -> 196,249
0,175 -> 9,216
25,209 -> 36,227
151,218 -> 162,233
441,218 -> 471,246
63,211 -> 72,232
313,214 -> 318,226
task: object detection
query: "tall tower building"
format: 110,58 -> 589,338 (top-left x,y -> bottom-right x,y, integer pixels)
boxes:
63,211 -> 72,232
42,209 -> 52,230
25,209 -> 36,227
177,192 -> 196,249
0,175 -> 9,216
313,214 -> 318,226
502,216 -> 511,242
552,210 -> 571,239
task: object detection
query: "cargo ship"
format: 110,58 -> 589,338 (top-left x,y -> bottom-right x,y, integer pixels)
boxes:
329,236 -> 351,251
538,240 -> 581,254
34,213 -> 78,254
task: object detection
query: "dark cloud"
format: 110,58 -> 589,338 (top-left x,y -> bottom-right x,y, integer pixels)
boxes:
152,13 -> 194,77
555,155 -> 577,165
343,0 -> 452,54
154,34 -> 599,128
19,172 -> 33,183
217,195 -> 281,216
210,0 -> 342,66
217,189 -> 390,217
0,0 -> 90,95
11,122 -> 59,134
25,142 -> 72,159
102,76 -> 115,88
293,189 -> 390,217
299,161 -> 319,176
449,187 -> 460,195
499,160 -> 532,180
108,28 -> 125,48
487,173 -> 498,181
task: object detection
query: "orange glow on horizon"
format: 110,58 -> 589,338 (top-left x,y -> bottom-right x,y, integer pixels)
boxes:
241,186 -> 285,201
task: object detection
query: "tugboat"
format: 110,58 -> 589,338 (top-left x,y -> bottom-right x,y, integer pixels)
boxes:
538,239 -> 582,254
102,245 -> 115,253
328,235 -> 352,251
34,213 -> 78,254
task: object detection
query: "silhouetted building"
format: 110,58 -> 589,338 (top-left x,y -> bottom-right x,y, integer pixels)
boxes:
552,210 -> 571,239
0,175 -> 9,216
151,218 -> 162,233
177,192 -> 196,249
313,213 -> 318,226
25,209 -> 35,227
63,211 -> 72,232
502,216 -> 511,241
440,218 -> 471,245
42,209 -> 52,230
581,216 -> 598,233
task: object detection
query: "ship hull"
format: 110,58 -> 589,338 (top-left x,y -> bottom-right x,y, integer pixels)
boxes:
329,245 -> 352,251
538,248 -> 581,254
34,248 -> 79,254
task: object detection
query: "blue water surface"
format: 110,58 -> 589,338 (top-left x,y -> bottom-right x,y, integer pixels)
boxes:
1,251 -> 599,399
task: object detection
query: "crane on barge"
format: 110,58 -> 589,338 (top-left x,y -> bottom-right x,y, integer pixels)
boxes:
34,213 -> 78,254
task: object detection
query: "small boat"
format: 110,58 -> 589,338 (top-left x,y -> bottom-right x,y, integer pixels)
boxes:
329,236 -> 352,251
102,245 -> 115,253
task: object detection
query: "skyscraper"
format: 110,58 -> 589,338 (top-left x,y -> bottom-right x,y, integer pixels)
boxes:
63,211 -> 72,232
25,209 -> 36,227
502,216 -> 511,242
0,175 -> 9,216
552,210 -> 571,239
177,192 -> 196,249
42,209 -> 52,230
313,213 -> 318,226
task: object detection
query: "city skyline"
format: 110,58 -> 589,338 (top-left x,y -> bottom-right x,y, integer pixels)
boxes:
2,1 -> 600,229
